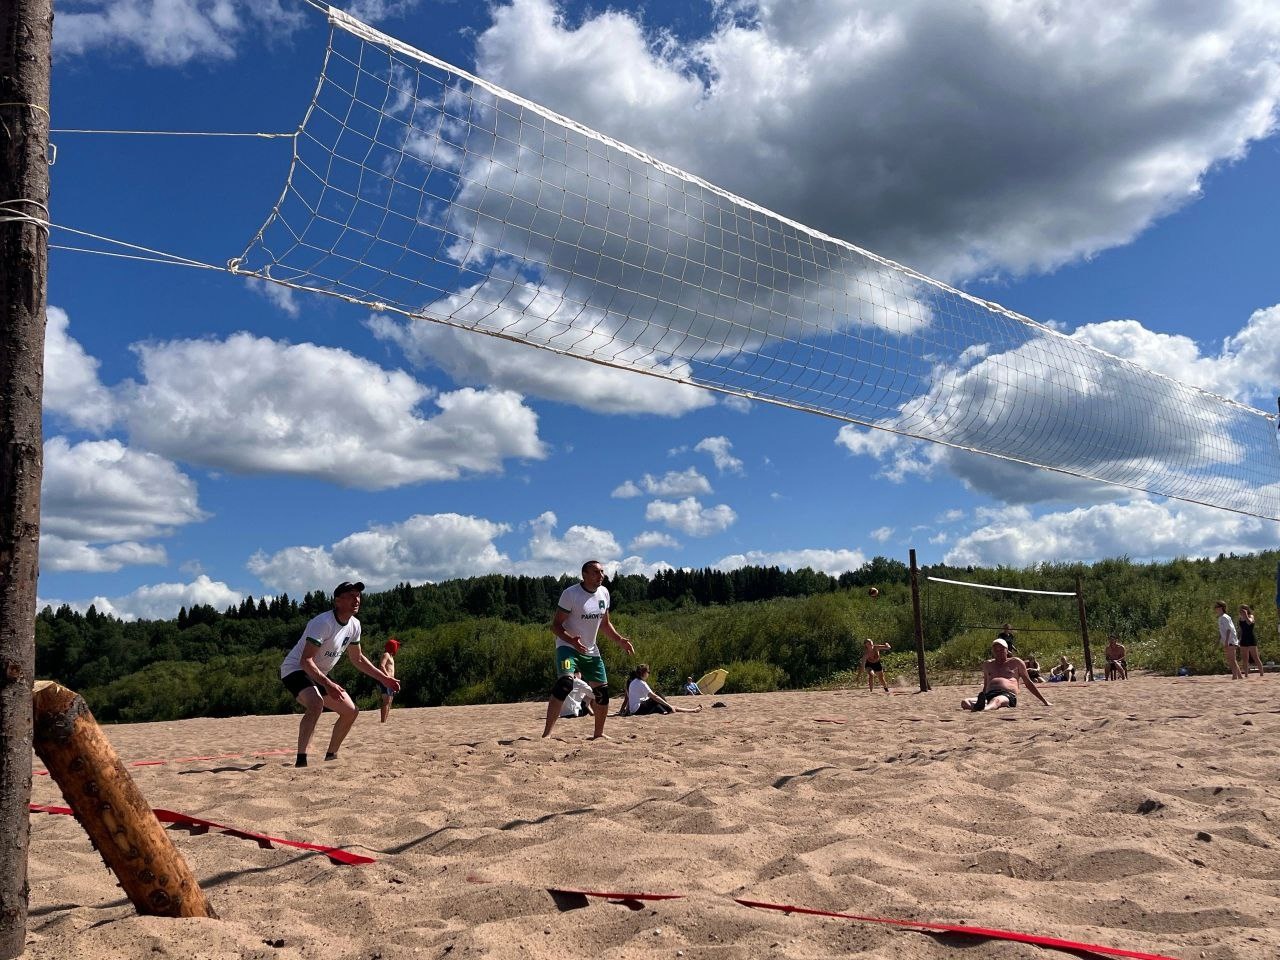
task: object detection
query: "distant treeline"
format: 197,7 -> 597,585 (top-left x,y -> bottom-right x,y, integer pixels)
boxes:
36,551 -> 1277,724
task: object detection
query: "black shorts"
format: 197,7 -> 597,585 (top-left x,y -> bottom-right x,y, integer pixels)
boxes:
1240,638 -> 1257,647
973,688 -> 1017,711
633,700 -> 673,716
282,670 -> 324,699
866,660 -> 883,673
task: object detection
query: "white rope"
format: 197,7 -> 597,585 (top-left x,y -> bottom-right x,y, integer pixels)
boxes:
926,576 -> 1077,597
0,199 -> 51,232
49,243 -> 225,271
50,129 -> 293,139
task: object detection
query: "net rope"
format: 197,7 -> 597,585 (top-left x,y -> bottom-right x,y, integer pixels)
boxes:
231,6 -> 1280,520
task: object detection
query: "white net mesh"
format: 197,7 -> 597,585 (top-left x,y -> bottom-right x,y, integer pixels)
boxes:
231,7 -> 1280,520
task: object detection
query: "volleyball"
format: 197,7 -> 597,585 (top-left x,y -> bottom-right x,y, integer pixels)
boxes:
868,587 -> 879,598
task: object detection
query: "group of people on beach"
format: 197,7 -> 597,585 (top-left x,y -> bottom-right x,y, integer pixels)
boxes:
1216,600 -> 1265,679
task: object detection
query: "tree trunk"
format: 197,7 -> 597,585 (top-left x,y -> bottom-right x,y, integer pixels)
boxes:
0,1 -> 54,956
32,682 -> 217,919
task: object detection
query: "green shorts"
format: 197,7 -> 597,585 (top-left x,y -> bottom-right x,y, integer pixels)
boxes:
555,646 -> 608,685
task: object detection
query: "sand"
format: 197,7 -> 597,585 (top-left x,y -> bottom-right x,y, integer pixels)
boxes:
23,674 -> 1280,959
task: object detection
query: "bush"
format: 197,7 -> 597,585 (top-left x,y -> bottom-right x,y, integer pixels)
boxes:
720,659 -> 786,693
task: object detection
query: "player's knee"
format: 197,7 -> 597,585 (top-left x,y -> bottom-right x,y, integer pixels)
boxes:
550,675 -> 574,701
593,684 -> 610,707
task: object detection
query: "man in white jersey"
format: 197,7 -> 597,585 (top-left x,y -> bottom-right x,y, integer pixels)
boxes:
542,560 -> 634,739
279,581 -> 400,767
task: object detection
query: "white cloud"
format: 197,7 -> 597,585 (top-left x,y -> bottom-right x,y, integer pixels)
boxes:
613,555 -> 675,578
694,436 -> 743,474
613,467 -> 713,500
56,0 -> 306,66
43,307 -> 115,432
714,547 -> 867,575
630,530 -> 681,551
248,279 -> 301,318
249,513 -> 514,594
369,308 -> 715,417
721,394 -> 753,414
869,526 -> 893,543
944,497 -> 1280,567
118,333 -> 546,489
477,0 -> 1280,282
612,480 -> 643,499
41,574 -> 244,622
40,437 -> 208,572
645,496 -> 737,536
514,511 -> 623,575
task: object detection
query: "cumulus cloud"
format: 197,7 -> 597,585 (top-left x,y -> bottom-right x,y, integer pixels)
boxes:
869,526 -> 894,543
645,496 -> 736,536
369,313 -> 715,417
43,307 -> 115,432
41,574 -> 244,622
56,0 -> 306,66
40,437 -> 208,572
694,436 -> 743,474
118,333 -> 546,489
249,513 -> 514,594
248,279 -> 301,318
514,511 -> 623,575
630,530 -> 681,551
944,497 -> 1280,568
612,468 -> 712,500
477,0 -> 1280,282
714,547 -> 867,575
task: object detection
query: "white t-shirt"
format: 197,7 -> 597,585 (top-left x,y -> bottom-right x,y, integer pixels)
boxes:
560,677 -> 595,718
555,583 -> 610,656
280,610 -> 361,678
1219,612 -> 1239,646
627,677 -> 654,714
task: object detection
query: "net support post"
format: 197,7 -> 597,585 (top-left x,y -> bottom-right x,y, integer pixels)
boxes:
32,681 -> 217,919
909,550 -> 929,692
1075,575 -> 1093,680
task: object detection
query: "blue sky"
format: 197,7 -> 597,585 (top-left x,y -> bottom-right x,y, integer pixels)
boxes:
40,0 -> 1280,619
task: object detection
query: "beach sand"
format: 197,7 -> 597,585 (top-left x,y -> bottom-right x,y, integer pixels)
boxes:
24,674 -> 1280,959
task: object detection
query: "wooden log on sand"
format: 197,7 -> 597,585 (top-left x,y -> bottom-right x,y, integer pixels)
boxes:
32,681 -> 216,919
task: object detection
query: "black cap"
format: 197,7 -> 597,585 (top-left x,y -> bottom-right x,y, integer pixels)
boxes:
334,581 -> 365,598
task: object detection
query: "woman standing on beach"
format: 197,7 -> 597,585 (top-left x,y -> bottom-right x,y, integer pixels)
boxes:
1238,604 -> 1264,678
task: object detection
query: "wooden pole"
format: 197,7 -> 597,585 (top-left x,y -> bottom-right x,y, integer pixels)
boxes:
32,682 -> 217,919
909,549 -> 929,691
1075,575 -> 1094,681
0,2 -> 54,955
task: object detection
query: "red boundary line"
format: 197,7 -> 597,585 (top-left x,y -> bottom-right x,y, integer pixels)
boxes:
34,748 -> 294,777
550,889 -> 1177,960
29,803 -> 373,866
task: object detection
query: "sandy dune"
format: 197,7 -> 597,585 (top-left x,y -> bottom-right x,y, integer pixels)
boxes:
24,674 -> 1280,959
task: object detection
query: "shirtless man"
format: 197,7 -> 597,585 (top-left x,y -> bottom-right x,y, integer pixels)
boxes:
961,638 -> 1050,712
1104,635 -> 1127,680
862,638 -> 892,693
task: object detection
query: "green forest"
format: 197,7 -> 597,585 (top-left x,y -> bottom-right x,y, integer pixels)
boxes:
37,551 -> 1279,724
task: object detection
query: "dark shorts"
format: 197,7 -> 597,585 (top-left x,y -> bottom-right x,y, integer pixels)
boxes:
1240,638 -> 1257,647
973,688 -> 1016,711
555,646 -> 608,685
866,660 -> 883,673
380,685 -> 396,697
283,670 -> 324,700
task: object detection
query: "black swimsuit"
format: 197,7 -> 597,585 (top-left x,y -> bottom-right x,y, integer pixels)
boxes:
1240,619 -> 1257,647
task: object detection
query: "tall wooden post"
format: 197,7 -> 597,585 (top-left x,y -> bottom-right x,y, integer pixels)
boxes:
909,549 -> 929,692
0,2 -> 54,956
1075,575 -> 1093,681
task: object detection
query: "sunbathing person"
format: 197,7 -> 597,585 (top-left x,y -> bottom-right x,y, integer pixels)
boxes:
961,639 -> 1051,712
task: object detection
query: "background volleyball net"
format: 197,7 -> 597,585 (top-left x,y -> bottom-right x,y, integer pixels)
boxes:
231,6 -> 1280,520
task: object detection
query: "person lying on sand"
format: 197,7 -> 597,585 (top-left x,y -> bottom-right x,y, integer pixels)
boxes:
961,638 -> 1050,712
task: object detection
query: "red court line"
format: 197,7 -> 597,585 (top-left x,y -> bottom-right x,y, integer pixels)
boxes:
734,898 -> 1178,960
29,803 -> 373,866
551,889 -> 1176,960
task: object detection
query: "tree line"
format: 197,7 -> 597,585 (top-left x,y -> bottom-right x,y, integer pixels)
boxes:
36,551 -> 1277,724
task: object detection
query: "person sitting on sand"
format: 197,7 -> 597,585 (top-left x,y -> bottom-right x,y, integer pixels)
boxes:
626,664 -> 703,716
559,671 -> 594,718
961,639 -> 1050,712
997,622 -> 1018,654
1104,635 -> 1127,680
1049,655 -> 1075,682
1024,653 -> 1043,682
861,638 -> 892,693
379,637 -> 400,723
684,676 -> 702,696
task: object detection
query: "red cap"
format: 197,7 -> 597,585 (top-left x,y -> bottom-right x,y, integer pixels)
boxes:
385,638 -> 400,654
